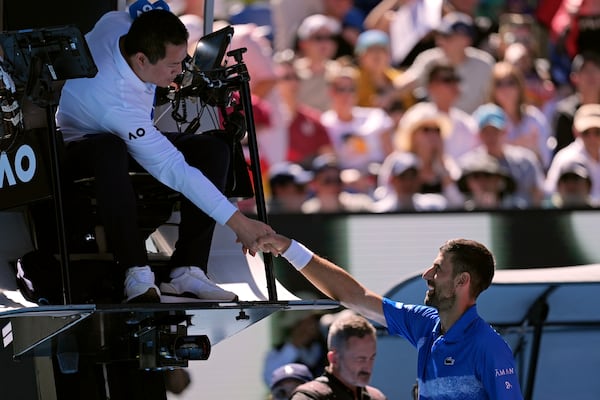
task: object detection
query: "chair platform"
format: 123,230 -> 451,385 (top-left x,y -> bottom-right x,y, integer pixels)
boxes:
0,299 -> 339,369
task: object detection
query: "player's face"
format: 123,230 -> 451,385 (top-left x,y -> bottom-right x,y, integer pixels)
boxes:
422,252 -> 458,311
142,42 -> 187,87
333,335 -> 376,388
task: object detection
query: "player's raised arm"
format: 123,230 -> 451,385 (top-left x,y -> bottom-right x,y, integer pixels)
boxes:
257,234 -> 386,326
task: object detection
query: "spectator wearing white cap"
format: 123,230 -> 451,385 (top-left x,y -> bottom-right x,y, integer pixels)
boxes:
296,14 -> 342,53
545,104 -> 600,204
270,0 -> 365,56
373,151 -> 448,212
294,14 -> 341,112
544,159 -> 594,209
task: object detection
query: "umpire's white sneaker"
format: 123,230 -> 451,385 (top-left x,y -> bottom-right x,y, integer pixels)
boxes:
124,266 -> 161,303
160,267 -> 238,301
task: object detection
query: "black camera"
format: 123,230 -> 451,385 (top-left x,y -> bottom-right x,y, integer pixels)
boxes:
135,313 -> 211,370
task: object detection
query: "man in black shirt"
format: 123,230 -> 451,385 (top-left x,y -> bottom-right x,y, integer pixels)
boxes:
290,313 -> 387,400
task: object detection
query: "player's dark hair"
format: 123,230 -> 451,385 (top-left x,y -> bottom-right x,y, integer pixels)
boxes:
440,238 -> 495,298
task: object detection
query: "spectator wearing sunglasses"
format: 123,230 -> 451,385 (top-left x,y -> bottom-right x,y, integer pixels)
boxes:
393,12 -> 495,114
353,29 -> 416,125
487,61 -> 553,170
274,51 -> 334,169
267,162 -> 313,214
302,154 -> 374,213
294,14 -> 341,112
412,61 -> 480,161
373,151 -> 448,212
320,61 -> 395,173
392,105 -> 463,208
460,103 -> 545,208
545,104 -> 600,204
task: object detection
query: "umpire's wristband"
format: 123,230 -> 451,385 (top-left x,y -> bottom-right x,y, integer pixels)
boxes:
282,240 -> 314,270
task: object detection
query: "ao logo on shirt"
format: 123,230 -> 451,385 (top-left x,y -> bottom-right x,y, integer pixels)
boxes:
128,0 -> 170,20
129,128 -> 146,140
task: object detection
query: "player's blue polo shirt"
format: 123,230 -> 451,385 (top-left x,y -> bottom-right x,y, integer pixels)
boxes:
383,298 -> 523,400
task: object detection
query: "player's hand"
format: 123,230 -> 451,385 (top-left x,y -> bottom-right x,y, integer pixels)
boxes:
226,211 -> 275,256
255,233 -> 292,256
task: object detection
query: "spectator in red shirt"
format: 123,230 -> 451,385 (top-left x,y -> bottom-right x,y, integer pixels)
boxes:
274,51 -> 334,169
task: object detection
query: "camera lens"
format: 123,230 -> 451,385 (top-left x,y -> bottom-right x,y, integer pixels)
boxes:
173,335 -> 211,360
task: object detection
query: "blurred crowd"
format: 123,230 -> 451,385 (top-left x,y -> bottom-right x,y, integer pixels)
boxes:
168,0 -> 600,213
